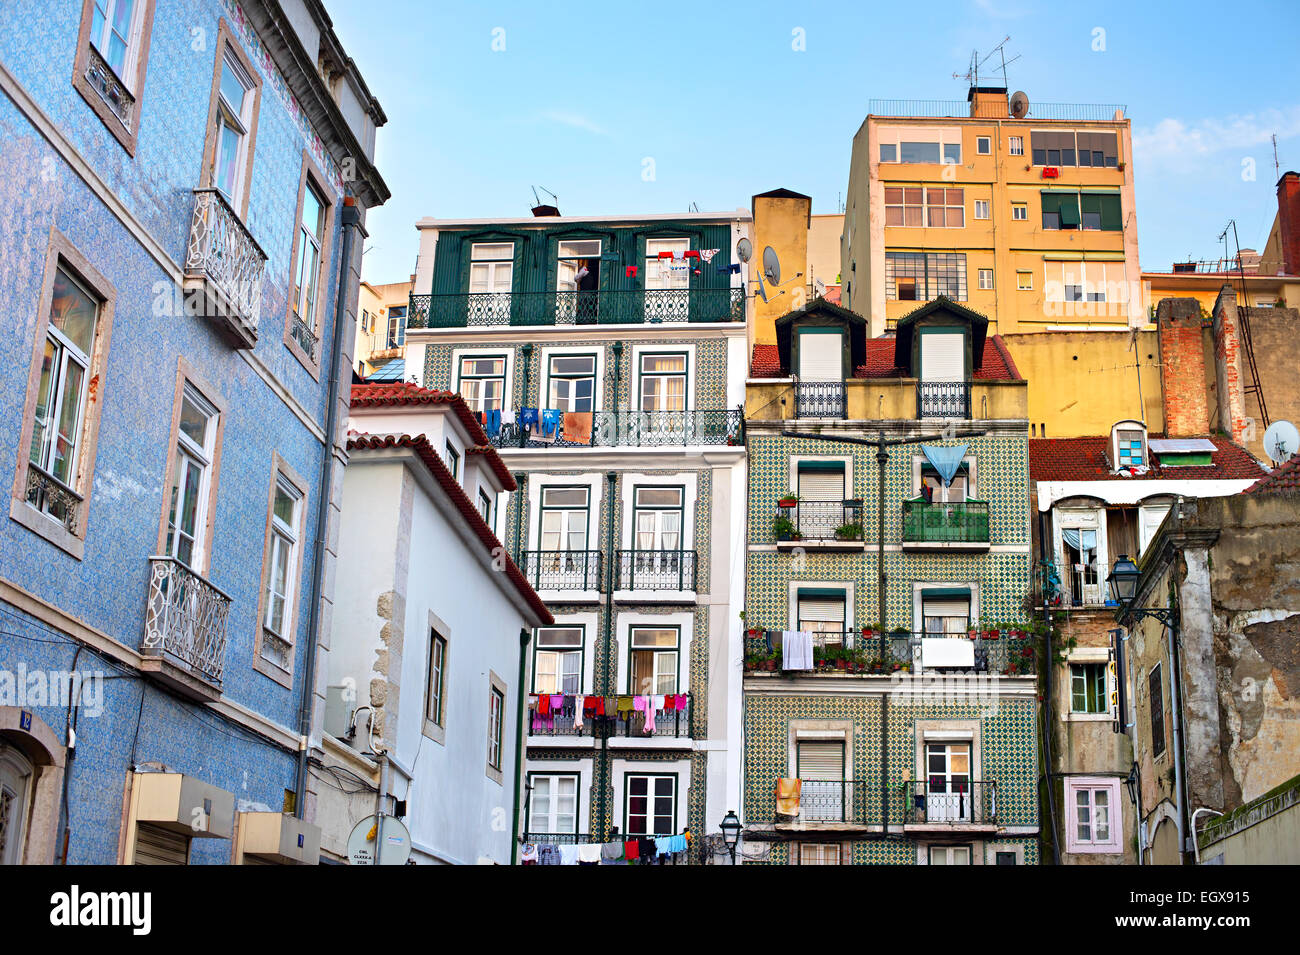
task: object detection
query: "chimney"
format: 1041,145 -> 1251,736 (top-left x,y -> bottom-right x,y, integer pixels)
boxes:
1211,285 -> 1250,444
1155,297 -> 1210,436
530,204 -> 561,217
1277,171 -> 1300,275
967,86 -> 1009,119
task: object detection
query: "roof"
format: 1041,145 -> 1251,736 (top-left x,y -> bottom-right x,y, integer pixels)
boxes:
1029,435 -> 1266,484
1246,454 -> 1300,493
364,358 -> 406,382
346,433 -> 551,625
748,334 -> 1020,380
351,382 -> 489,446
892,297 -> 990,370
774,299 -> 869,372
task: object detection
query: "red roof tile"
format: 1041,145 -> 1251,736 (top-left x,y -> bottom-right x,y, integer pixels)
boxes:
750,344 -> 782,378
346,433 -> 552,625
467,444 -> 516,490
351,383 -> 489,446
1246,454 -> 1300,493
1029,435 -> 1266,483
750,335 -> 1020,380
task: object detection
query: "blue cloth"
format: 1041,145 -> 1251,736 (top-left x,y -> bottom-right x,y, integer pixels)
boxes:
485,408 -> 501,436
540,408 -> 561,437
921,444 -> 968,487
654,836 -> 673,857
520,407 -> 539,430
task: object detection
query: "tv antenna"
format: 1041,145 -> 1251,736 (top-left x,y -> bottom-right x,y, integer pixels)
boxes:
1273,134 -> 1281,181
1218,218 -> 1270,429
953,36 -> 1020,89
531,185 -> 558,206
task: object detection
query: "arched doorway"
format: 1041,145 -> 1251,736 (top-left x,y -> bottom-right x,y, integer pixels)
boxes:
0,707 -> 67,864
0,743 -> 34,865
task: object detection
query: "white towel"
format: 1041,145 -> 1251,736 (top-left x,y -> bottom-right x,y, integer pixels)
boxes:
501,408 -> 516,425
577,843 -> 602,863
782,630 -> 813,670
558,844 -> 580,865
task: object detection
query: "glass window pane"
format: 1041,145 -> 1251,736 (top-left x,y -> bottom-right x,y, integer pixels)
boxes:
179,394 -> 211,449
273,483 -> 298,527
631,628 -> 677,648
49,269 -> 98,355
29,340 -> 58,469
51,360 -> 85,483
219,59 -> 248,115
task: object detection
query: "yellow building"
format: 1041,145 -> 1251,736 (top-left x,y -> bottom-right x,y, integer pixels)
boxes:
355,277 -> 414,379
841,88 -> 1141,337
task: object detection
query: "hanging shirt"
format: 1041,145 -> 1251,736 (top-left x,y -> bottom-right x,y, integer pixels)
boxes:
540,408 -> 562,436
520,407 -> 539,430
558,844 -> 580,866
577,844 -> 602,864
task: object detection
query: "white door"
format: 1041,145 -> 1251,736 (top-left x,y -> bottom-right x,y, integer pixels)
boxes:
0,745 -> 33,866
925,742 -> 972,822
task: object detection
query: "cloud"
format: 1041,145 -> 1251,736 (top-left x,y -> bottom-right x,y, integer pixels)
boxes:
536,110 -> 608,136
1133,106 -> 1300,167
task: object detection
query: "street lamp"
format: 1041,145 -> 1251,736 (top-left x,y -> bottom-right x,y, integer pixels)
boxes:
1106,554 -> 1140,605
720,810 -> 742,865
1124,762 -> 1139,806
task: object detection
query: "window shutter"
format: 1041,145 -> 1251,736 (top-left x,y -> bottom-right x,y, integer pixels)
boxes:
798,332 -> 842,381
920,332 -> 964,381
798,598 -> 845,623
922,598 -> 970,619
1099,194 -> 1122,231
1041,193 -> 1063,217
797,467 -> 845,501
134,824 -> 190,865
797,741 -> 845,781
1058,195 -> 1081,227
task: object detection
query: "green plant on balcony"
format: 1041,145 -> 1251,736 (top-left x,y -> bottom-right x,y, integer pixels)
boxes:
833,521 -> 864,541
777,490 -> 800,507
773,515 -> 800,541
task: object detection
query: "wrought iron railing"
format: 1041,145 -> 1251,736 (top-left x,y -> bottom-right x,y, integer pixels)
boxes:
25,462 -> 83,535
904,780 -> 997,825
528,694 -> 692,738
141,557 -> 232,686
85,42 -> 135,128
184,188 -> 268,334
910,631 -> 1037,674
616,550 -> 697,591
794,381 -> 847,419
487,409 -> 742,449
407,287 -> 744,329
867,98 -> 1125,121
901,500 -> 990,543
783,780 -> 874,824
522,832 -> 602,845
522,550 -> 602,590
289,313 -> 318,362
917,380 -> 971,418
775,500 -> 863,541
762,629 -> 917,666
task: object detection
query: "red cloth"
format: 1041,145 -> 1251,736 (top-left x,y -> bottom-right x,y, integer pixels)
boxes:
624,839 -> 640,860
536,694 -> 550,716
625,265 -> 638,277
684,249 -> 700,259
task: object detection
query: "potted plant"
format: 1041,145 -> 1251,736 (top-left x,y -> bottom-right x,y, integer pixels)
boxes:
743,655 -> 758,672
981,620 -> 1000,640
833,521 -> 864,541
777,490 -> 799,508
773,515 -> 800,541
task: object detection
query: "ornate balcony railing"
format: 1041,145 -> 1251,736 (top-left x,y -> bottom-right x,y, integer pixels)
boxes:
522,550 -> 602,591
141,557 -> 232,686
794,381 -> 847,419
528,693 -> 692,738
616,550 -> 697,591
911,631 -> 1037,675
407,287 -> 744,329
904,780 -> 997,826
24,462 -> 83,535
522,832 -> 603,845
488,409 -> 742,449
775,500 -> 863,541
901,500 -> 990,543
917,380 -> 971,418
779,779 -> 875,825
289,313 -> 319,363
85,42 -> 134,129
184,188 -> 268,346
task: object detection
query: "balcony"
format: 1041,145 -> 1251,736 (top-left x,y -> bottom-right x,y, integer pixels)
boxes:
615,550 -> 697,592
528,693 -> 692,739
289,313 -> 319,363
775,779 -> 875,828
24,462 -> 83,535
182,188 -> 268,349
521,550 -> 602,592
747,630 -> 1034,676
84,43 -> 135,130
775,500 -> 863,549
140,557 -> 231,698
917,380 -> 970,418
900,500 -> 990,550
794,381 -> 846,419
489,409 -> 742,449
903,780 -> 998,832
407,287 -> 744,329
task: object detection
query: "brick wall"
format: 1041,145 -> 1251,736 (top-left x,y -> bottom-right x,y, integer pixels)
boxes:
1211,286 -> 1251,445
1277,172 -> 1300,276
1157,297 -> 1211,436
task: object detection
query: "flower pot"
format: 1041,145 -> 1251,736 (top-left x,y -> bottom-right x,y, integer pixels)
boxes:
763,660 -> 777,672
778,498 -> 798,508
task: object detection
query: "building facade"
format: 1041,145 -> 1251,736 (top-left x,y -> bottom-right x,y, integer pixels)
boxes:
0,0 -> 386,863
402,209 -> 751,855
742,294 -> 1040,865
355,278 -> 414,380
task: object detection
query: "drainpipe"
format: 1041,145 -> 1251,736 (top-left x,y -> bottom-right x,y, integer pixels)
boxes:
1038,509 -> 1061,864
519,345 -> 534,448
1166,612 -> 1190,862
511,627 -> 531,864
295,197 -> 364,818
880,694 -> 889,836
598,470 -> 617,837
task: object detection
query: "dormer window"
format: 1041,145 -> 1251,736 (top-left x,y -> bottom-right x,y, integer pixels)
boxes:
1110,421 -> 1147,471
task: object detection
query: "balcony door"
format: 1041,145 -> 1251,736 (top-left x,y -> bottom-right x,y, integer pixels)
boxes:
1062,526 -> 1100,606
797,330 -> 842,381
639,353 -> 687,412
629,627 -> 679,695
921,464 -> 967,503
797,740 -> 846,821
529,774 -> 578,836
556,239 -> 601,324
469,243 -> 513,323
631,487 -> 684,586
644,238 -> 690,322
797,592 -> 846,650
796,462 -> 845,538
537,487 -> 591,586
925,742 -> 972,822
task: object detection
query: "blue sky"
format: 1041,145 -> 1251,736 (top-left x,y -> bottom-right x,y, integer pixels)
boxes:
328,0 -> 1300,286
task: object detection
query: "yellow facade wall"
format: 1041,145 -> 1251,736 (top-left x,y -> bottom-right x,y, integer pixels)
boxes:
751,194 -> 812,346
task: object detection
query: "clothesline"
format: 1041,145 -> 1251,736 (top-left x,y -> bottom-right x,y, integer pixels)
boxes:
529,693 -> 688,734
522,831 -> 692,865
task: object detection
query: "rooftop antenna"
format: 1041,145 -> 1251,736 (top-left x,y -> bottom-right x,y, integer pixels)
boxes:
688,201 -> 699,213
953,36 -> 1019,89
1218,218 -> 1270,429
1273,134 -> 1281,181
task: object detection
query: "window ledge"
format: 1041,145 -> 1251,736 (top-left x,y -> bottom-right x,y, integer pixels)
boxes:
252,653 -> 292,689
9,498 -> 84,560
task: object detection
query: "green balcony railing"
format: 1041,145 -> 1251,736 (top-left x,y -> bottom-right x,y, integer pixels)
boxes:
900,499 -> 989,544
407,287 -> 744,329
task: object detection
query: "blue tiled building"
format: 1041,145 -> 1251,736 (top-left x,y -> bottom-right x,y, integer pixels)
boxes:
0,0 -> 386,864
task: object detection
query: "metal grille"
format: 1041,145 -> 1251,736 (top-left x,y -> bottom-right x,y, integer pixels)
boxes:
794,382 -> 846,419
85,43 -> 135,128
901,500 -> 989,542
25,462 -> 82,534
290,313 -> 318,362
488,409 -> 742,449
184,189 -> 268,333
917,381 -> 971,418
407,287 -> 744,329
867,99 -> 1125,121
616,550 -> 697,591
141,557 -> 232,686
904,780 -> 997,825
522,550 -> 602,590
776,501 -> 862,541
885,251 -> 967,301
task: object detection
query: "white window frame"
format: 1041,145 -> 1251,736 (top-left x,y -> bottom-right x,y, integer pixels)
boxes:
1011,202 -> 1027,221
164,384 -> 219,570
976,135 -> 991,155
292,178 -> 326,327
89,0 -> 145,83
978,268 -> 994,290
1016,270 -> 1032,290
644,237 -> 691,291
261,476 -> 302,644
974,199 -> 990,220
1008,135 -> 1024,156
533,626 -> 584,695
623,773 -> 678,836
487,680 -> 505,774
528,773 -> 579,835
210,50 -> 256,208
455,352 -> 509,413
1064,777 -> 1122,853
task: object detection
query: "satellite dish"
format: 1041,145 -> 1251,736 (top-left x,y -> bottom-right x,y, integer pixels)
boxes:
1263,420 -> 1300,464
755,271 -> 769,303
1010,91 -> 1030,119
736,238 -> 753,263
347,813 -> 412,865
763,246 -> 781,286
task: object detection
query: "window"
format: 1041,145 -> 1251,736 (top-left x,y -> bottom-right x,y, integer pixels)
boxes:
287,159 -> 333,366
885,252 -> 967,301
445,441 -> 460,480
259,474 -> 303,672
478,488 -> 493,526
1062,527 -> 1099,604
547,354 -> 596,413
1044,261 -> 1127,308
633,486 -> 683,551
1008,135 -> 1023,156
625,774 -> 676,836
976,136 -> 991,155
1117,431 -> 1144,466
629,626 -> 679,694
884,187 -> 923,227
645,238 -> 691,291
88,0 -> 140,80
1066,779 -> 1121,853
1149,664 -> 1166,758
1032,130 -> 1118,168
1041,192 -> 1080,230
978,268 -> 994,290
534,627 -> 583,694
926,742 -> 972,822
884,187 -> 962,228
427,633 -> 447,726
488,684 -> 505,771
1017,271 -> 1033,290
1080,193 -> 1123,231
470,242 -> 514,322
639,353 -> 686,411
877,126 -> 961,165
1075,131 -> 1119,168
386,305 -> 407,348
74,0 -> 155,151
797,740 -> 846,820
539,487 -> 589,552
920,461 -> 969,502
799,843 -> 843,865
797,590 -> 846,646
27,267 -> 100,530
922,594 -> 970,636
929,845 -> 972,865
974,199 -> 989,220
556,239 -> 600,323
206,44 -> 258,211
995,851 -> 1018,865
1011,202 -> 1027,221
457,355 -> 505,412
529,774 -> 578,835
1071,663 -> 1108,714
164,384 -> 219,570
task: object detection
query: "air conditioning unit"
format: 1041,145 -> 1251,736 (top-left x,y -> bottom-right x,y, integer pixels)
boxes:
325,684 -> 353,739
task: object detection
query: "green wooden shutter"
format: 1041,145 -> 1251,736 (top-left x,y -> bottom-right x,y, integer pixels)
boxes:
1099,194 -> 1122,231
1058,194 -> 1080,227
